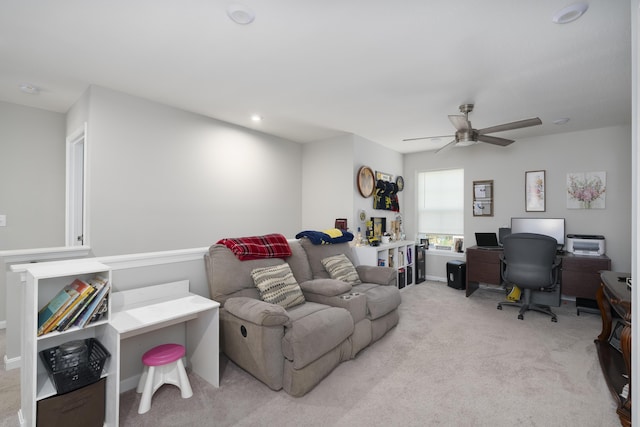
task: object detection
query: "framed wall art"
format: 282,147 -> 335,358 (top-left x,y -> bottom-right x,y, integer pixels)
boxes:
566,171 -> 606,209
473,180 -> 493,217
525,170 -> 545,212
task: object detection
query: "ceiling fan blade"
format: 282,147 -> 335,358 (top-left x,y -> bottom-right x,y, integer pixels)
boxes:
477,134 -> 514,146
402,134 -> 454,142
478,117 -> 542,135
435,139 -> 457,154
448,115 -> 471,131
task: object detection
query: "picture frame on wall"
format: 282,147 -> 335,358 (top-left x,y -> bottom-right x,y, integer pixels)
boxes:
525,170 -> 545,212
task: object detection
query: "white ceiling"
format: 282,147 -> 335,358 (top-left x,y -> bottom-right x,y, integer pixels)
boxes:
0,1 -> 631,153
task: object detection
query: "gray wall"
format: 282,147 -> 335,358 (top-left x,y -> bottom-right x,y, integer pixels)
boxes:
0,101 -> 66,250
302,133 -> 404,234
404,125 -> 632,277
78,86 -> 303,256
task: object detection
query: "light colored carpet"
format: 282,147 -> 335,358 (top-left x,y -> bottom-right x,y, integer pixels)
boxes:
0,281 -> 620,426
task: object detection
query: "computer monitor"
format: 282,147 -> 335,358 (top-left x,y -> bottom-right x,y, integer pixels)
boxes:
510,217 -> 565,247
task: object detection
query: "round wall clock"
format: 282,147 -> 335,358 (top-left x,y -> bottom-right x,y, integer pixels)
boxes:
396,176 -> 405,192
357,166 -> 375,198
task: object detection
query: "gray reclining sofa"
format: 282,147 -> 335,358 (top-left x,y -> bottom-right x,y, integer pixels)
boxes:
205,238 -> 401,396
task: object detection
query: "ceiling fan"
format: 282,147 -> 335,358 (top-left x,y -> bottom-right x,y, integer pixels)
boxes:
403,104 -> 542,153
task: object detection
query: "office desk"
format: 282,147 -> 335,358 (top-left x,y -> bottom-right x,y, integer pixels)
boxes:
596,271 -> 631,427
465,246 -> 611,300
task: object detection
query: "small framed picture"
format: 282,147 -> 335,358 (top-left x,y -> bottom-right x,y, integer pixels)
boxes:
334,218 -> 347,230
525,170 -> 545,212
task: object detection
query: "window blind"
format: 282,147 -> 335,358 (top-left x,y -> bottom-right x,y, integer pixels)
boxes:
417,168 -> 464,235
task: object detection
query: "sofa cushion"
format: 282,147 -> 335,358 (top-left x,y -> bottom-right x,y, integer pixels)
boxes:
352,283 -> 401,320
282,302 -> 354,369
206,245 -> 284,305
321,254 -> 362,284
299,279 -> 352,297
251,264 -> 306,309
286,240 -> 313,283
299,239 -> 359,279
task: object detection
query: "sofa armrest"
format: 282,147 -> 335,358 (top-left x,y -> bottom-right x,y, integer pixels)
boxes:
356,265 -> 397,286
299,278 -> 352,297
224,297 -> 291,327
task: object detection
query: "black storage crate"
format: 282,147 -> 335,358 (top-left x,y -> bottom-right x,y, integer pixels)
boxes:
39,338 -> 110,394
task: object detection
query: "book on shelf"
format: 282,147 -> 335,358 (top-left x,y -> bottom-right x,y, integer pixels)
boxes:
73,281 -> 111,329
37,278 -> 93,336
57,277 -> 108,332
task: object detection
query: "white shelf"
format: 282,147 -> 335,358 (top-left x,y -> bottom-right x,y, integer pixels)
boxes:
22,263 -> 116,427
353,240 -> 415,289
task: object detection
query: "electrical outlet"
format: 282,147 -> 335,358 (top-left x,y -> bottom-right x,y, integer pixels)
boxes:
0,215 -> 6,227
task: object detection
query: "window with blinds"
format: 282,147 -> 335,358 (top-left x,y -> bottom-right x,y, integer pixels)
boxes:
417,168 -> 464,251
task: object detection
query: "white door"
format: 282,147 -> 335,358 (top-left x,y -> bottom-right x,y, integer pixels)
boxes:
66,124 -> 87,246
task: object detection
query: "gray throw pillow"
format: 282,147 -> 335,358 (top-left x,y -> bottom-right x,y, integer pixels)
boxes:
321,253 -> 362,284
251,263 -> 306,309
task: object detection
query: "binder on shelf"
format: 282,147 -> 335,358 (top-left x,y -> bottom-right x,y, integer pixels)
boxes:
398,268 -> 406,289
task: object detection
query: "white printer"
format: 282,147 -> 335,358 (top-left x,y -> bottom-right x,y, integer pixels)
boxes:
566,234 -> 605,256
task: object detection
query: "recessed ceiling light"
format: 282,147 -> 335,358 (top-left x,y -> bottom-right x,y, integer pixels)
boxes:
227,3 -> 255,25
553,117 -> 570,125
251,114 -> 262,122
552,3 -> 589,24
19,83 -> 39,94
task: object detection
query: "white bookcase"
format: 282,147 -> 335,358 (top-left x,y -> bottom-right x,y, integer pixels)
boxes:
20,260 -> 117,427
353,240 -> 415,289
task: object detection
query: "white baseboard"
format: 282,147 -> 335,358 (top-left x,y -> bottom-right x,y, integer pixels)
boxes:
4,354 -> 21,371
425,275 -> 446,282
120,374 -> 142,393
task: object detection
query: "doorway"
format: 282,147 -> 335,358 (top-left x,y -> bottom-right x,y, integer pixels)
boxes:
66,124 -> 87,246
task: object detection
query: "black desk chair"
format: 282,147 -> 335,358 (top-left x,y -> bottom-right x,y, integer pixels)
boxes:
497,233 -> 561,322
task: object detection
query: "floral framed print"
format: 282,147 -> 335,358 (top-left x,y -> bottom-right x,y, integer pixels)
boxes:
525,170 -> 545,212
567,171 -> 606,209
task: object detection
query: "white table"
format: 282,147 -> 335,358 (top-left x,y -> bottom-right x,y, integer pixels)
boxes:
109,280 -> 219,424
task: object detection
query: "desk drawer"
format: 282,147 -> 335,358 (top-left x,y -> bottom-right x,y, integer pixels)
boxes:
561,255 -> 611,299
467,249 -> 501,265
466,249 -> 501,285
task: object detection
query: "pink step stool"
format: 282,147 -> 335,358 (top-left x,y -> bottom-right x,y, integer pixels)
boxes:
136,343 -> 193,414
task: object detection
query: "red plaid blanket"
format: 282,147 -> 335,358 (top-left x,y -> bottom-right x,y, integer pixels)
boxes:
216,233 -> 292,260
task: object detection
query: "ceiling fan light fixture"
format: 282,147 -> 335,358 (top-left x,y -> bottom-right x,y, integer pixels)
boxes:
552,3 -> 588,24
456,140 -> 477,147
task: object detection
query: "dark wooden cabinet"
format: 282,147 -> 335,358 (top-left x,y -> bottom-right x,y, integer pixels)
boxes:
561,254 -> 611,299
465,247 -> 611,300
596,271 -> 631,427
465,247 -> 502,297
